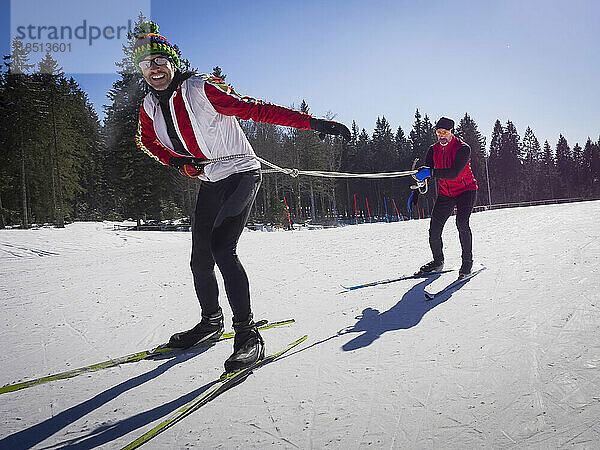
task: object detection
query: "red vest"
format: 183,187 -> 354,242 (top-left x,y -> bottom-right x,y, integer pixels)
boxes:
433,137 -> 478,197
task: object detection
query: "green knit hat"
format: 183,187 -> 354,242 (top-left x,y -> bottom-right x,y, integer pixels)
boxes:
132,21 -> 181,70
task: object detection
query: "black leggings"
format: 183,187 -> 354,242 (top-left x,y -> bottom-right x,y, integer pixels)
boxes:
429,190 -> 477,264
190,170 -> 261,323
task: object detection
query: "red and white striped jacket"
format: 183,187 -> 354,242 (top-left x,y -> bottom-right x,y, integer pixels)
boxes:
135,74 -> 312,181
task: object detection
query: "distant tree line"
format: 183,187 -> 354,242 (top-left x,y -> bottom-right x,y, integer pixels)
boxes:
1,33 -> 599,229
1,41 -> 103,229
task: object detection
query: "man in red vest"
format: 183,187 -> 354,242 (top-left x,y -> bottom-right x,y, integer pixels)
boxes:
412,117 -> 478,278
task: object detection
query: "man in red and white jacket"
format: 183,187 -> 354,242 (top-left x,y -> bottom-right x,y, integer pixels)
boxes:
132,22 -> 350,373
412,117 -> 478,278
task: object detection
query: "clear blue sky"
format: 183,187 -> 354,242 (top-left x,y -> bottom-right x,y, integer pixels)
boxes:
2,0 -> 599,150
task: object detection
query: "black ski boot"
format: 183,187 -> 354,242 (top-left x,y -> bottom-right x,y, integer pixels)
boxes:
416,260 -> 444,275
224,315 -> 265,374
167,309 -> 224,349
459,260 -> 473,279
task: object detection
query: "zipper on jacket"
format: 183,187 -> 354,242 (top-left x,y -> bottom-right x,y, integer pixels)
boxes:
169,89 -> 190,156
442,144 -> 450,195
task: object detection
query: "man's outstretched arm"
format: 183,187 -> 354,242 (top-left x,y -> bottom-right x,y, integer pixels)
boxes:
204,77 -> 350,140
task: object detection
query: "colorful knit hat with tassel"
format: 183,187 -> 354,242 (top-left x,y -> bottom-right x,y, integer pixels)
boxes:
132,21 -> 181,69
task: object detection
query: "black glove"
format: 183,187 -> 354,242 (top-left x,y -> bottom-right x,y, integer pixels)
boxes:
309,118 -> 351,141
169,155 -> 205,170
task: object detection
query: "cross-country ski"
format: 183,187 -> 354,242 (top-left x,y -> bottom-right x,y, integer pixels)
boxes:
121,335 -> 308,450
341,270 -> 453,291
0,319 -> 294,395
424,267 -> 487,300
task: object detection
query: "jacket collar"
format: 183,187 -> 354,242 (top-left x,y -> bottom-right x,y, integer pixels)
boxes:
149,70 -> 195,102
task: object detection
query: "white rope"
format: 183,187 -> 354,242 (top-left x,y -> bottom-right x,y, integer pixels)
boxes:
255,155 -> 416,179
193,154 -> 417,179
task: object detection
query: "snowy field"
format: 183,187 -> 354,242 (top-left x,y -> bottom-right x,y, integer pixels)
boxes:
1,200 -> 599,449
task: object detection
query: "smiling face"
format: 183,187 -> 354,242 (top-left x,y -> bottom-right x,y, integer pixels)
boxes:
140,55 -> 175,91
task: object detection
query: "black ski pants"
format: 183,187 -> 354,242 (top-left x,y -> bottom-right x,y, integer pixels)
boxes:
429,189 -> 477,265
190,170 -> 261,324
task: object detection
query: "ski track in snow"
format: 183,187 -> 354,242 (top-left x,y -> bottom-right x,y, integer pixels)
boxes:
0,242 -> 60,258
0,202 -> 599,448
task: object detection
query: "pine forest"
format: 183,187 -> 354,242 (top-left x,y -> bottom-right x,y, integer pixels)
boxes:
1,36 -> 599,230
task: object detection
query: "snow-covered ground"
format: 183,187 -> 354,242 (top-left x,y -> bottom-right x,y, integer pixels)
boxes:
1,200 -> 599,449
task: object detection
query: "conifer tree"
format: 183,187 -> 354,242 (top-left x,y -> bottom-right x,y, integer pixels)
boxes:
372,117 -> 395,167
394,125 -> 412,216
572,143 -> 584,196
541,140 -> 556,199
211,66 -> 226,81
555,135 -> 572,197
371,116 -> 396,215
1,44 -> 103,227
0,72 -> 13,227
279,100 -> 327,223
581,138 -> 594,197
36,53 -> 69,226
422,115 -> 436,150
520,126 -> 542,200
353,128 -> 372,219
590,138 -> 600,197
69,79 -> 103,220
487,120 -> 503,204
499,121 -> 522,202
339,121 -> 360,217
2,40 -> 35,227
409,109 -> 426,158
456,114 -> 487,205
395,125 -> 411,169
241,116 -> 284,224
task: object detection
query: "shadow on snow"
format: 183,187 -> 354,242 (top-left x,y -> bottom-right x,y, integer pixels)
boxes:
285,273 -> 472,362
1,275 -> 476,448
341,273 -> 468,351
0,345 -> 219,449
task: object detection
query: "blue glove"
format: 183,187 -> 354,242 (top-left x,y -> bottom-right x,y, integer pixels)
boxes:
413,166 -> 432,181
